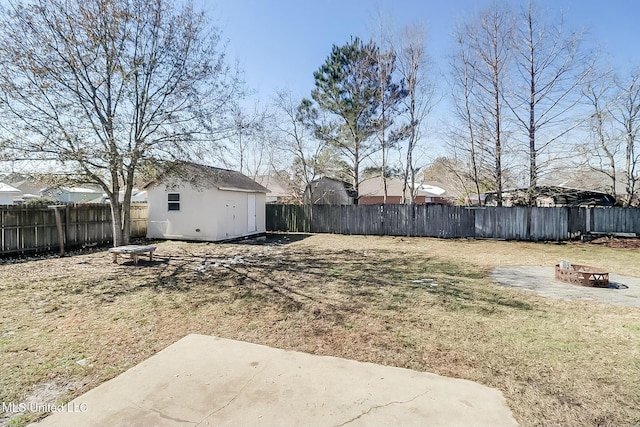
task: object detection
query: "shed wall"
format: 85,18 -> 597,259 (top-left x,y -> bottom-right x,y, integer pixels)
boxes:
147,184 -> 265,241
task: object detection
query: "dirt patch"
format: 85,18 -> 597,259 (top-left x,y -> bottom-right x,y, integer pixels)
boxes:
583,236 -> 640,249
1,234 -> 639,427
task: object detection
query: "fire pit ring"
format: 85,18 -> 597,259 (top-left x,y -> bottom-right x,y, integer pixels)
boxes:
555,261 -> 609,288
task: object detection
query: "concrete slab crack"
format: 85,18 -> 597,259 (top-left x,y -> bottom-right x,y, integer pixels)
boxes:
335,390 -> 430,427
149,406 -> 199,425
129,401 -> 199,425
196,362 -> 268,426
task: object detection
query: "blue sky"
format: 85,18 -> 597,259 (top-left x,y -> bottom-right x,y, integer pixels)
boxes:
212,0 -> 640,102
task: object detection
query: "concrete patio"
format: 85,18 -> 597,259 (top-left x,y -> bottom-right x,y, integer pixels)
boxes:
32,334 -> 518,427
490,266 -> 640,307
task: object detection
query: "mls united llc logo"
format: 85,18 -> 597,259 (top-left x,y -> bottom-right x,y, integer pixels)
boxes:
1,402 -> 87,413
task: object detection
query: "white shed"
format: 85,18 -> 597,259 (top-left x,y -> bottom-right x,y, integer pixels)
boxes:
145,163 -> 268,242
0,182 -> 22,205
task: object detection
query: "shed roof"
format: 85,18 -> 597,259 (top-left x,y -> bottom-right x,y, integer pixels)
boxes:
144,162 -> 268,193
307,177 -> 357,196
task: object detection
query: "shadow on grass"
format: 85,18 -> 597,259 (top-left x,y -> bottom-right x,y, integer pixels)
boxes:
200,247 -> 537,314
47,243 -> 534,315
228,233 -> 313,246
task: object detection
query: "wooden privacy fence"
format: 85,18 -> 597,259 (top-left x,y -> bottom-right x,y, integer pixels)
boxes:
0,204 -> 148,255
266,204 -> 640,241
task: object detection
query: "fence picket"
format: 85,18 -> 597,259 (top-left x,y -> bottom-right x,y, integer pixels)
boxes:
0,204 -> 148,255
265,204 -> 640,241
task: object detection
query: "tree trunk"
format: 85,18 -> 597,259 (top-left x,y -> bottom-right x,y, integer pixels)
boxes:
121,187 -> 132,246
625,128 -> 633,207
492,18 -> 503,207
110,199 -> 124,247
410,159 -> 416,205
529,79 -> 537,204
121,202 -> 131,245
382,145 -> 388,204
353,144 -> 360,205
380,61 -> 388,205
409,90 -> 418,205
465,85 -> 482,207
402,146 -> 412,205
494,83 -> 503,207
527,3 -> 537,205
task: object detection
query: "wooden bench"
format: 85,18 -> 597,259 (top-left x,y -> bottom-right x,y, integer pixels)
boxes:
109,245 -> 157,265
555,263 -> 609,288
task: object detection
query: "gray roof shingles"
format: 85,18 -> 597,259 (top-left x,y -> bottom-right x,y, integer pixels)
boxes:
144,162 -> 268,193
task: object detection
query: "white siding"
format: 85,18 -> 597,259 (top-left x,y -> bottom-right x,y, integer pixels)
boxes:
247,194 -> 256,232
255,192 -> 266,233
0,183 -> 22,205
0,194 -> 17,205
147,183 -> 265,241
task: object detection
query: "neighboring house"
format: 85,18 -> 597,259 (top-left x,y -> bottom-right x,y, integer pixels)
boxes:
465,193 -> 487,206
358,177 -> 455,205
541,167 -> 623,194
255,174 -> 294,203
0,182 -> 22,205
9,178 -> 44,201
304,177 -> 356,205
89,189 -> 148,204
480,186 -> 616,207
40,186 -> 103,203
144,163 -> 268,242
419,182 -> 457,205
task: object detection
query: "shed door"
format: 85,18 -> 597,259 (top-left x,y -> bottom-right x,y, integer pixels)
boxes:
226,200 -> 238,238
247,194 -> 256,232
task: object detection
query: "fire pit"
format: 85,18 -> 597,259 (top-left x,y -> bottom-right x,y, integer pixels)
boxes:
555,261 -> 609,288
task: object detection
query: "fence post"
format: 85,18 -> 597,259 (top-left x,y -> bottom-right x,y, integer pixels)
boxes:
48,205 -> 66,256
65,204 -> 71,245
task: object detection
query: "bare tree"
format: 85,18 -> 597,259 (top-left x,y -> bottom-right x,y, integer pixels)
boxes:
375,42 -> 394,204
583,70 -> 620,199
450,24 -> 486,205
613,71 -> 640,206
392,25 -> 434,205
0,0 -> 238,245
223,101 -> 271,180
451,3 -> 513,206
368,16 -> 408,204
270,90 -> 340,202
507,0 -> 591,199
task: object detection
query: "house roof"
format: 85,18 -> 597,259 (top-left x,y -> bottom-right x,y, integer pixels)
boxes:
496,185 -> 610,196
66,187 -> 102,194
255,174 -> 290,197
9,178 -> 47,195
482,185 -> 616,206
88,189 -> 148,204
0,182 -> 22,194
540,167 -> 638,197
308,177 -> 357,194
359,177 -> 453,198
144,162 -> 268,193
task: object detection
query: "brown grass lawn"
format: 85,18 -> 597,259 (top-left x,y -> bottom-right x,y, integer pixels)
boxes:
1,234 -> 639,426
